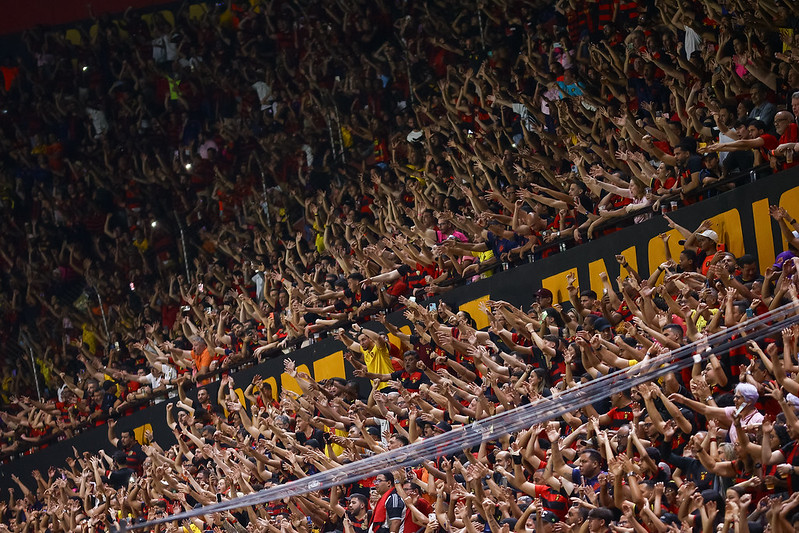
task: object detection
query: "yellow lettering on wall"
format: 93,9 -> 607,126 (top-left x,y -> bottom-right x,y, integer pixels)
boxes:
588,259 -> 608,295
779,188 -> 799,251
221,388 -> 248,418
233,388 -> 246,407
459,295 -> 490,329
280,364 -> 311,395
752,198 -> 776,272
706,209 -> 744,257
647,229 -> 683,276
618,246 -> 638,273
387,326 -> 412,351
133,424 -> 153,444
313,351 -> 346,382
585,246 -> 637,296
542,268 -> 578,304
262,377 -> 278,401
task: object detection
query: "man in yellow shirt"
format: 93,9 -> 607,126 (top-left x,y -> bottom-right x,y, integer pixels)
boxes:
336,325 -> 394,389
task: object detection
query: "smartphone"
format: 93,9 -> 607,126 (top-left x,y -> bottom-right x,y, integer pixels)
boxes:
181,305 -> 191,312
428,303 -> 437,312
198,283 -> 204,293
129,282 -> 135,291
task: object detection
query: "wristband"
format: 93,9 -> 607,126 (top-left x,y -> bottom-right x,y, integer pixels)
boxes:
792,219 -> 797,225
512,454 -> 523,465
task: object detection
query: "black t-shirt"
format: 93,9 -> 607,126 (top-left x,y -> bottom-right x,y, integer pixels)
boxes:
343,287 -> 377,305
105,467 -> 135,489
124,443 -> 146,470
780,440 -> 799,492
347,511 -> 370,533
390,369 -> 431,391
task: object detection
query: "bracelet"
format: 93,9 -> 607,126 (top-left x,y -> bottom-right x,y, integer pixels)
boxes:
512,454 -> 523,465
705,396 -> 714,403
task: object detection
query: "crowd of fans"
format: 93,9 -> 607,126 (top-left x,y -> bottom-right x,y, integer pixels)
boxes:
2,0 -> 799,531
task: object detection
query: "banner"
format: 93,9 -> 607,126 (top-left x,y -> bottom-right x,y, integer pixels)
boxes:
1,165 -> 797,490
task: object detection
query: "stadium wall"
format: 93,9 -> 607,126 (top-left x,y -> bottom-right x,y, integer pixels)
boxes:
2,165 -> 798,489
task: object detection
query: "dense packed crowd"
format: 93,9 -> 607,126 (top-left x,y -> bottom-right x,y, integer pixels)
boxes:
2,0 -> 799,531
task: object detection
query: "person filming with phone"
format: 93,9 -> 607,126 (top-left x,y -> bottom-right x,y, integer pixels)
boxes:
669,383 -> 763,444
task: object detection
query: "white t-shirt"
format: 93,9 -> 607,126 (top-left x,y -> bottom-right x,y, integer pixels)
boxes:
683,26 -> 702,59
152,33 -> 178,63
86,108 -> 108,137
145,364 -> 177,403
252,81 -> 272,110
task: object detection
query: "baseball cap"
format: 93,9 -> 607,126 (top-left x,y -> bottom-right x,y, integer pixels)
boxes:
538,511 -> 559,523
698,229 -> 718,242
536,288 -> 553,299
773,251 -> 796,270
594,317 -> 612,331
435,420 -> 452,433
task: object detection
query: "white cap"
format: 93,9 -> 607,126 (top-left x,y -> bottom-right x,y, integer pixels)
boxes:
406,130 -> 424,143
699,229 -> 718,242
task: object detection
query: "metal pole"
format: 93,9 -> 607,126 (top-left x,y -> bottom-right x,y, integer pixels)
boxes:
476,2 -> 486,51
96,287 -> 111,340
27,343 -> 42,402
19,332 -> 42,402
173,211 -> 192,282
261,171 -> 271,226
322,104 -> 338,162
406,58 -> 414,106
333,103 -> 346,164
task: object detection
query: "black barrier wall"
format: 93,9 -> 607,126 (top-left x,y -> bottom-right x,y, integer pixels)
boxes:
2,166 -> 798,489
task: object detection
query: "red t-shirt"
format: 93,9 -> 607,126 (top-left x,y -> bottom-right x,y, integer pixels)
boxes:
779,123 -> 799,170
758,133 -> 779,161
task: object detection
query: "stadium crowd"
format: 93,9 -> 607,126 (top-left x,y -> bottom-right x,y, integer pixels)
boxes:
2,0 -> 799,531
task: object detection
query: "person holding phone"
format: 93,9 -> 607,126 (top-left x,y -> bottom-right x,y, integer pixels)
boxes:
669,383 -> 763,443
